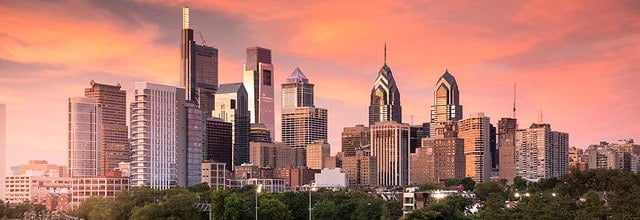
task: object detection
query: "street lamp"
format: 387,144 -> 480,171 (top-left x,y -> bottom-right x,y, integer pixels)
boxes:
255,183 -> 263,220
431,191 -> 446,203
514,192 -> 521,200
309,181 -> 318,220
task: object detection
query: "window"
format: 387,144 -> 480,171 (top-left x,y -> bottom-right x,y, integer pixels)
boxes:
263,70 -> 272,86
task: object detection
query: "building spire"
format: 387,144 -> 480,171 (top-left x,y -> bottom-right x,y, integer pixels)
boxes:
384,42 -> 387,64
513,83 -> 517,119
182,6 -> 190,29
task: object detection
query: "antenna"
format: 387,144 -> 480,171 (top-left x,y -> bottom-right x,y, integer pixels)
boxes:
411,115 -> 414,125
538,110 -> 543,124
384,42 -> 387,64
513,83 -> 516,119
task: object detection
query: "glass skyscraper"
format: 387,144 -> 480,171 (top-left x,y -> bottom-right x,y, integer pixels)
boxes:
68,97 -> 101,177
243,47 -> 275,140
213,83 -> 251,167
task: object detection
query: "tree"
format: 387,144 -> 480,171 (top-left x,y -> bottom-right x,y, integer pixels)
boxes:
444,178 -> 461,187
72,197 -> 113,219
211,189 -> 231,220
162,192 -> 200,219
313,199 -> 338,220
461,177 -> 476,191
575,191 -> 610,219
223,193 -> 252,220
259,197 -> 291,220
419,182 -> 444,191
474,182 -> 504,201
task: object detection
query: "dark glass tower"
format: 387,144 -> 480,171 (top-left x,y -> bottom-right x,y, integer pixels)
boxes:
368,46 -> 401,125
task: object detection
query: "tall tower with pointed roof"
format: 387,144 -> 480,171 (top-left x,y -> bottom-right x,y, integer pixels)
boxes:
369,45 -> 402,125
429,70 -> 463,137
281,67 -> 314,110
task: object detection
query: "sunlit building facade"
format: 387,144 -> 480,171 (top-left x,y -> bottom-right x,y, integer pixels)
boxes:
371,121 -> 410,186
213,83 -> 251,166
369,61 -> 402,125
515,123 -> 569,179
429,70 -> 463,137
281,67 -> 314,109
497,118 -> 517,183
459,113 -> 491,183
243,47 -> 275,140
68,97 -> 101,177
341,125 -> 370,157
281,107 -> 328,150
306,140 -> 330,170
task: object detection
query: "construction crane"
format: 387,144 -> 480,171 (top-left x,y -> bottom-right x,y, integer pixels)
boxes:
198,31 -> 209,46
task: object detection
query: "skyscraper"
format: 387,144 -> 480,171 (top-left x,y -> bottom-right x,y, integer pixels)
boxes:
429,70 -> 463,137
515,123 -> 569,180
212,83 -> 251,166
0,104 -> 6,199
84,80 -> 128,176
369,47 -> 401,125
497,118 -> 517,183
281,68 -> 328,150
243,47 -> 275,140
370,121 -> 410,186
281,67 -> 314,109
410,122 -> 464,184
130,82 -> 181,189
341,125 -> 370,157
459,113 -> 491,183
177,101 -> 203,186
205,118 -> 233,170
180,6 -> 218,114
68,97 -> 101,177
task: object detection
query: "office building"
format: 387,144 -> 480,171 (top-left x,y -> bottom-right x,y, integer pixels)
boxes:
369,49 -> 402,125
410,124 -> 426,153
410,123 -> 464,184
274,165 -> 319,190
490,124 -> 497,172
213,83 -> 251,166
250,123 -> 272,143
201,162 -> 227,191
306,140 -> 330,169
205,118 -> 233,170
587,142 -> 637,172
180,6 -> 218,114
243,47 -> 275,140
281,107 -> 328,149
429,70 -> 463,137
84,80 -> 129,176
515,123 -> 569,180
370,121 -> 410,186
177,101 -> 203,187
68,97 -> 101,177
4,175 -> 71,204
249,142 -> 305,169
281,67 -> 314,109
228,178 -> 286,193
459,113 -> 491,183
130,82 -> 181,189
497,118 -> 517,183
70,174 -> 129,209
341,125 -> 370,157
341,149 -> 377,188
568,146 -> 587,171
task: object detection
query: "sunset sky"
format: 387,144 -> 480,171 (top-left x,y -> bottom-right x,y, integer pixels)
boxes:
0,0 -> 639,168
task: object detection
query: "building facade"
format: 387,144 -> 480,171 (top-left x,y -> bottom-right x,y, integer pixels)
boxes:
315,168 -> 348,190
281,107 -> 328,149
306,140 -> 330,169
341,149 -> 377,188
371,121 -> 410,186
429,70 -> 463,137
250,123 -> 272,143
130,82 -> 181,189
281,67 -> 314,109
497,118 -> 517,183
411,125 -> 465,184
249,142 -> 305,169
341,125 -> 370,157
205,118 -> 233,170
459,113 -> 491,183
201,162 -> 227,191
515,124 -> 569,180
369,59 -> 402,125
70,176 -> 129,209
177,101 -> 203,187
84,80 -> 129,176
213,83 -> 251,166
68,97 -> 101,177
243,47 -> 275,140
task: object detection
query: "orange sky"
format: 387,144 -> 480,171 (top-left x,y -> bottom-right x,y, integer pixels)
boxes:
0,0 -> 639,168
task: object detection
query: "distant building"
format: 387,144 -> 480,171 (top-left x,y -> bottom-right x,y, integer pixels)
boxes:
70,174 -> 129,209
306,140 -> 330,170
459,113 -> 491,183
315,168 -> 348,190
249,142 -> 305,169
429,70 -> 463,137
212,83 -> 250,167
341,125 -> 370,157
411,123 -> 465,184
201,162 -> 227,191
341,149 -> 377,188
586,142 -> 637,172
515,124 -> 569,179
205,118 -> 233,170
250,123 -> 272,143
4,175 -> 71,204
177,101 -> 203,187
281,67 -> 314,109
11,160 -> 67,177
369,50 -> 402,125
275,164 -> 319,190
410,125 -> 426,154
568,147 -> 587,172
84,80 -> 129,176
371,121 -> 410,186
228,178 -> 285,193
68,97 -> 101,177
497,118 -> 517,183
243,47 -> 275,140
490,124 -> 497,173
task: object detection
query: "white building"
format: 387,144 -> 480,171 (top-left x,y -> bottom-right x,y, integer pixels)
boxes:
515,124 -> 569,180
314,168 -> 348,190
371,121 -> 410,186
130,82 -> 181,189
228,178 -> 285,193
68,97 -> 101,177
4,175 -> 71,204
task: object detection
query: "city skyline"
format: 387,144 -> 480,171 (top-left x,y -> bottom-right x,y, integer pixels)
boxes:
1,1 -> 639,167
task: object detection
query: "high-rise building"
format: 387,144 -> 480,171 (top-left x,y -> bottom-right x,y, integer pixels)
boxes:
130,82 -> 181,189
410,125 -> 426,153
177,101 -> 203,187
281,107 -> 328,149
341,149 -> 377,188
68,97 -> 101,177
497,118 -> 517,183
84,80 -> 129,176
180,6 -> 218,114
243,46 -> 274,140
281,67 -> 314,109
369,50 -> 401,125
0,104 -> 5,199
306,140 -> 330,169
213,83 -> 251,166
341,125 -> 370,157
429,70 -> 463,137
370,121 -> 410,186
586,141 -> 637,173
459,113 -> 491,183
515,124 -> 569,180
205,118 -> 232,170
410,123 -> 464,184
249,142 -> 305,169
490,124 -> 497,172
250,123 -> 272,143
